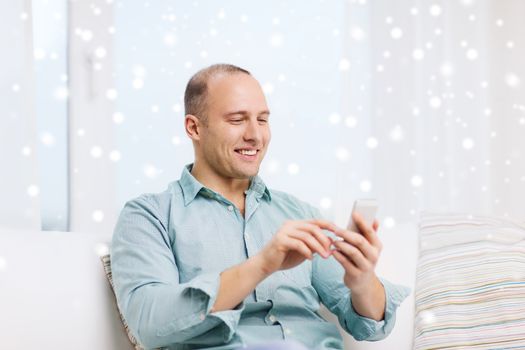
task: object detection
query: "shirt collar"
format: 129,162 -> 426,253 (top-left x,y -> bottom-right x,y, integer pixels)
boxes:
179,163 -> 271,206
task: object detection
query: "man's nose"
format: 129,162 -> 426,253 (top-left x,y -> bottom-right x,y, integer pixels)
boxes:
243,118 -> 263,142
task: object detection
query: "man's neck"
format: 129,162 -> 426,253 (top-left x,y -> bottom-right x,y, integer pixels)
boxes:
190,160 -> 251,201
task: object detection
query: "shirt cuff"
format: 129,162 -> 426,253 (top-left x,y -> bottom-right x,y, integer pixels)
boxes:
157,272 -> 245,342
344,278 -> 411,341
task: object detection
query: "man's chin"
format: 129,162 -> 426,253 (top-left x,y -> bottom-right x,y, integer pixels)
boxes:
231,165 -> 260,179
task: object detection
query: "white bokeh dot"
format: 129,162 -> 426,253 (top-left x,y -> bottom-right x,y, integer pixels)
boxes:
345,116 -> 357,128
505,73 -> 520,88
54,86 -> 69,100
262,83 -> 274,95
109,150 -> 121,162
132,79 -> 144,89
106,89 -> 117,100
335,147 -> 350,161
172,104 -> 181,113
113,112 -> 125,124
90,146 -> 103,158
329,113 -> 341,124
163,33 -> 177,46
320,197 -> 332,209
429,4 -> 442,16
81,30 -> 93,41
390,27 -> 403,39
412,49 -> 425,60
366,137 -> 378,149
40,132 -> 55,146
287,163 -> 300,175
390,125 -> 404,142
419,310 -> 436,325
462,138 -> 474,150
384,217 -> 396,229
94,243 -> 109,256
34,48 -> 46,60
94,46 -> 106,58
411,175 -> 423,187
339,58 -> 351,71
429,96 -> 442,109
350,26 -> 365,41
133,65 -> 146,77
360,180 -> 372,193
270,33 -> 284,47
440,62 -> 454,76
92,210 -> 104,223
27,185 -> 40,197
466,48 -> 478,60
266,159 -> 280,174
144,164 -> 162,179
21,146 -> 32,156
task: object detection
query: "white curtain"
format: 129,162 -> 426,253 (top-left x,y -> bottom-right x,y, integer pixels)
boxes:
0,0 -> 41,230
333,0 -> 525,229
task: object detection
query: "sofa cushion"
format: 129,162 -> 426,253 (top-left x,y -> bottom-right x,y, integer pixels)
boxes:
414,213 -> 525,349
101,254 -> 144,350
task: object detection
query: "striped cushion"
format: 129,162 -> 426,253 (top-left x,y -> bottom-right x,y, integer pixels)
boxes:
101,254 -> 145,350
414,213 -> 525,349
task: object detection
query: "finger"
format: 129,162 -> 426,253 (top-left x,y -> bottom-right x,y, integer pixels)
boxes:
290,230 -> 330,258
332,250 -> 360,275
333,241 -> 369,269
372,220 -> 379,232
297,222 -> 333,251
334,231 -> 377,262
352,212 -> 381,248
308,219 -> 341,235
285,237 -> 314,260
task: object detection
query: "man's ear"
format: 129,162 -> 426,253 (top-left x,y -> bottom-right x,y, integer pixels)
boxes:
185,114 -> 201,141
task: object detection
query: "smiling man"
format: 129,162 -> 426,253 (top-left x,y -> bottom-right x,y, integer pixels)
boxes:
111,64 -> 409,350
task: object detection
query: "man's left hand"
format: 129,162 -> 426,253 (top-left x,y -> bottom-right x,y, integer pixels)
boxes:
331,212 -> 386,320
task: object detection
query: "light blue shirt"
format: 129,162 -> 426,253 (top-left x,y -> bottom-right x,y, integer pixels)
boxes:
111,164 -> 410,349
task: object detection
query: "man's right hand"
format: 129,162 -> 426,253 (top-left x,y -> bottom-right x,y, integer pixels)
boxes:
256,219 -> 338,275
212,219 -> 339,312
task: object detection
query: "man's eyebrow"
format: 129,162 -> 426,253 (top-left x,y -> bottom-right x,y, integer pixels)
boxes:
223,110 -> 271,117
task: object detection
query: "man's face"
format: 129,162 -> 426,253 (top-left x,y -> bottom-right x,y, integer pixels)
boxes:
198,73 -> 271,179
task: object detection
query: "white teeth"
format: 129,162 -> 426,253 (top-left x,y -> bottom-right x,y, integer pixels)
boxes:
238,149 -> 257,156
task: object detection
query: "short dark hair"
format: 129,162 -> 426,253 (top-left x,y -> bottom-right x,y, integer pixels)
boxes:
184,64 -> 251,124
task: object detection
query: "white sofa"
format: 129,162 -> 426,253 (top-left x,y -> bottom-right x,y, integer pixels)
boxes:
0,224 -> 417,349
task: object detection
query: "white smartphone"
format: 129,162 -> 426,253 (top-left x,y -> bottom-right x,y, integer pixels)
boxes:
346,198 -> 378,233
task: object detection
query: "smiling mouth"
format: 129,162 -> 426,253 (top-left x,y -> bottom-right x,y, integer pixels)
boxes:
235,149 -> 259,156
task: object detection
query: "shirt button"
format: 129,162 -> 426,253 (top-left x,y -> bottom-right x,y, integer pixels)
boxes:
284,328 -> 292,335
269,315 -> 276,323
245,232 -> 250,239
227,205 -> 234,211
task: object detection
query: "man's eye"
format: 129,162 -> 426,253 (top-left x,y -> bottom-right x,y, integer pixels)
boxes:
258,119 -> 268,123
229,119 -> 243,123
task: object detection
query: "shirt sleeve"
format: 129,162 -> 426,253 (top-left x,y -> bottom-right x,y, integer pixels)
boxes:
308,206 -> 411,341
111,195 -> 244,349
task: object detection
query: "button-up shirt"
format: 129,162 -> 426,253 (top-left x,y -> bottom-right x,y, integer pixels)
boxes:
111,164 -> 410,349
